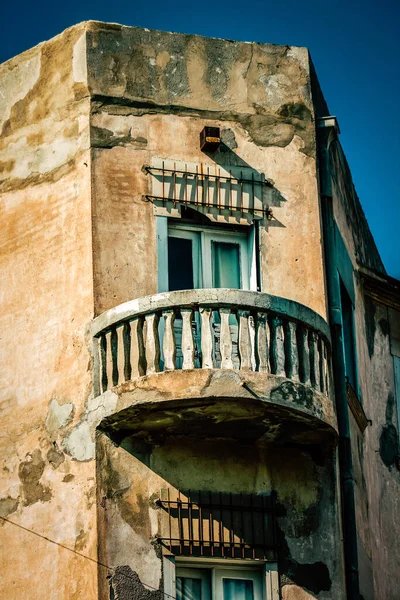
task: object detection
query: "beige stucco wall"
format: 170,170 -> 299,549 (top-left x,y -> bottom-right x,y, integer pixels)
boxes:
0,25 -> 97,600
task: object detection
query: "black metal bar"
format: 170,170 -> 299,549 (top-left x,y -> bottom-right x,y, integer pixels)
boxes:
162,160 -> 165,208
143,195 -> 267,217
144,164 -> 272,187
261,494 -> 266,560
219,491 -> 224,557
158,491 -> 277,558
250,493 -> 255,559
167,488 -> 172,553
207,166 -> 210,208
188,490 -> 193,555
173,162 -> 177,207
240,492 -> 245,559
159,499 -> 271,513
199,490 -> 203,556
158,538 -> 274,549
209,491 -> 214,556
229,492 -> 234,557
251,172 -> 255,219
178,490 -> 183,555
184,164 -> 188,205
196,165 -> 199,206
240,171 -> 243,216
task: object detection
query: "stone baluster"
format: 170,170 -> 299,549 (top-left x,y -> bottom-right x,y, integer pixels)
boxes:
285,321 -> 299,381
99,333 -> 108,393
270,316 -> 286,377
324,344 -> 330,396
299,326 -> 311,386
220,308 -> 233,370
134,317 -> 147,377
105,331 -> 114,389
181,309 -> 195,369
92,336 -> 102,397
255,312 -> 269,372
163,310 -> 176,371
123,321 -> 132,382
318,338 -> 325,394
310,331 -> 321,391
200,307 -> 213,368
145,313 -> 160,374
116,325 -> 125,385
238,309 -> 252,370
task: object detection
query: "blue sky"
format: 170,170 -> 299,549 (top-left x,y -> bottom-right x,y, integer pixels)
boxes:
1,0 -> 399,277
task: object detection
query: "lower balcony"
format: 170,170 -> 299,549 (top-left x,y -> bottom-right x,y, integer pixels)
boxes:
91,289 -> 337,445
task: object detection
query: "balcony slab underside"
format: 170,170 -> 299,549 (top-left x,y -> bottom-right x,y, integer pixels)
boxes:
98,369 -> 338,446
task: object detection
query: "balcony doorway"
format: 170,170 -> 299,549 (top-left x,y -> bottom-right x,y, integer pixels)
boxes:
167,223 -> 250,292
157,211 -> 256,370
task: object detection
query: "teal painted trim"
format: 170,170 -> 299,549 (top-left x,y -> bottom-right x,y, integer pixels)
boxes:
394,356 -> 400,450
334,223 -> 355,304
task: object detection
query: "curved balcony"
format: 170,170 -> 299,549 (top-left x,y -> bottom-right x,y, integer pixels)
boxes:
91,289 -> 337,444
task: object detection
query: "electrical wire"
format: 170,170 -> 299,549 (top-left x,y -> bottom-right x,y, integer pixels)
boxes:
0,515 -> 178,599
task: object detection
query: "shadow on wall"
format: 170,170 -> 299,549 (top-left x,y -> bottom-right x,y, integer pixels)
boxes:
202,128 -> 287,228
96,432 -> 334,599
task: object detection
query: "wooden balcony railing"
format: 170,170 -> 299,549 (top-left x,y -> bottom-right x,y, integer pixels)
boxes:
91,289 -> 332,399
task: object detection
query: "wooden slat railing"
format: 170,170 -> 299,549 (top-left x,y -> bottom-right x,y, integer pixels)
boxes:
92,289 -> 332,399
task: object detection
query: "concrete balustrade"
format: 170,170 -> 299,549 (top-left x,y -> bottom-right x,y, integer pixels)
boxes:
92,289 -> 332,399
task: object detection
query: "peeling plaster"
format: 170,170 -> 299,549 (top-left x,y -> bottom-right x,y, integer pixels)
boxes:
0,496 -> 19,519
105,503 -> 162,591
73,33 -> 88,84
0,53 -> 41,128
282,584 -> 318,600
46,398 -> 74,440
63,390 -> 117,461
18,449 -> 52,506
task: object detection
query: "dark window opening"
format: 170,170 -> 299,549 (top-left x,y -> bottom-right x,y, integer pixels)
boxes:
168,237 -> 194,291
340,279 -> 357,392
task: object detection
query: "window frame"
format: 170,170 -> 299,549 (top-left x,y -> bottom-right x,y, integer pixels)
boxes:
157,217 -> 257,293
163,556 -> 279,600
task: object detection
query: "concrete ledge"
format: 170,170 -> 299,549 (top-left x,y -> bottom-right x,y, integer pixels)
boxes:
97,369 -> 338,446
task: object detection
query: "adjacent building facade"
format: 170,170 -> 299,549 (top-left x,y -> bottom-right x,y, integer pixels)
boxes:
1,21 -> 399,600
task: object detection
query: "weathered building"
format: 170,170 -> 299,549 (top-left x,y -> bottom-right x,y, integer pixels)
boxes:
1,21 -> 399,600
